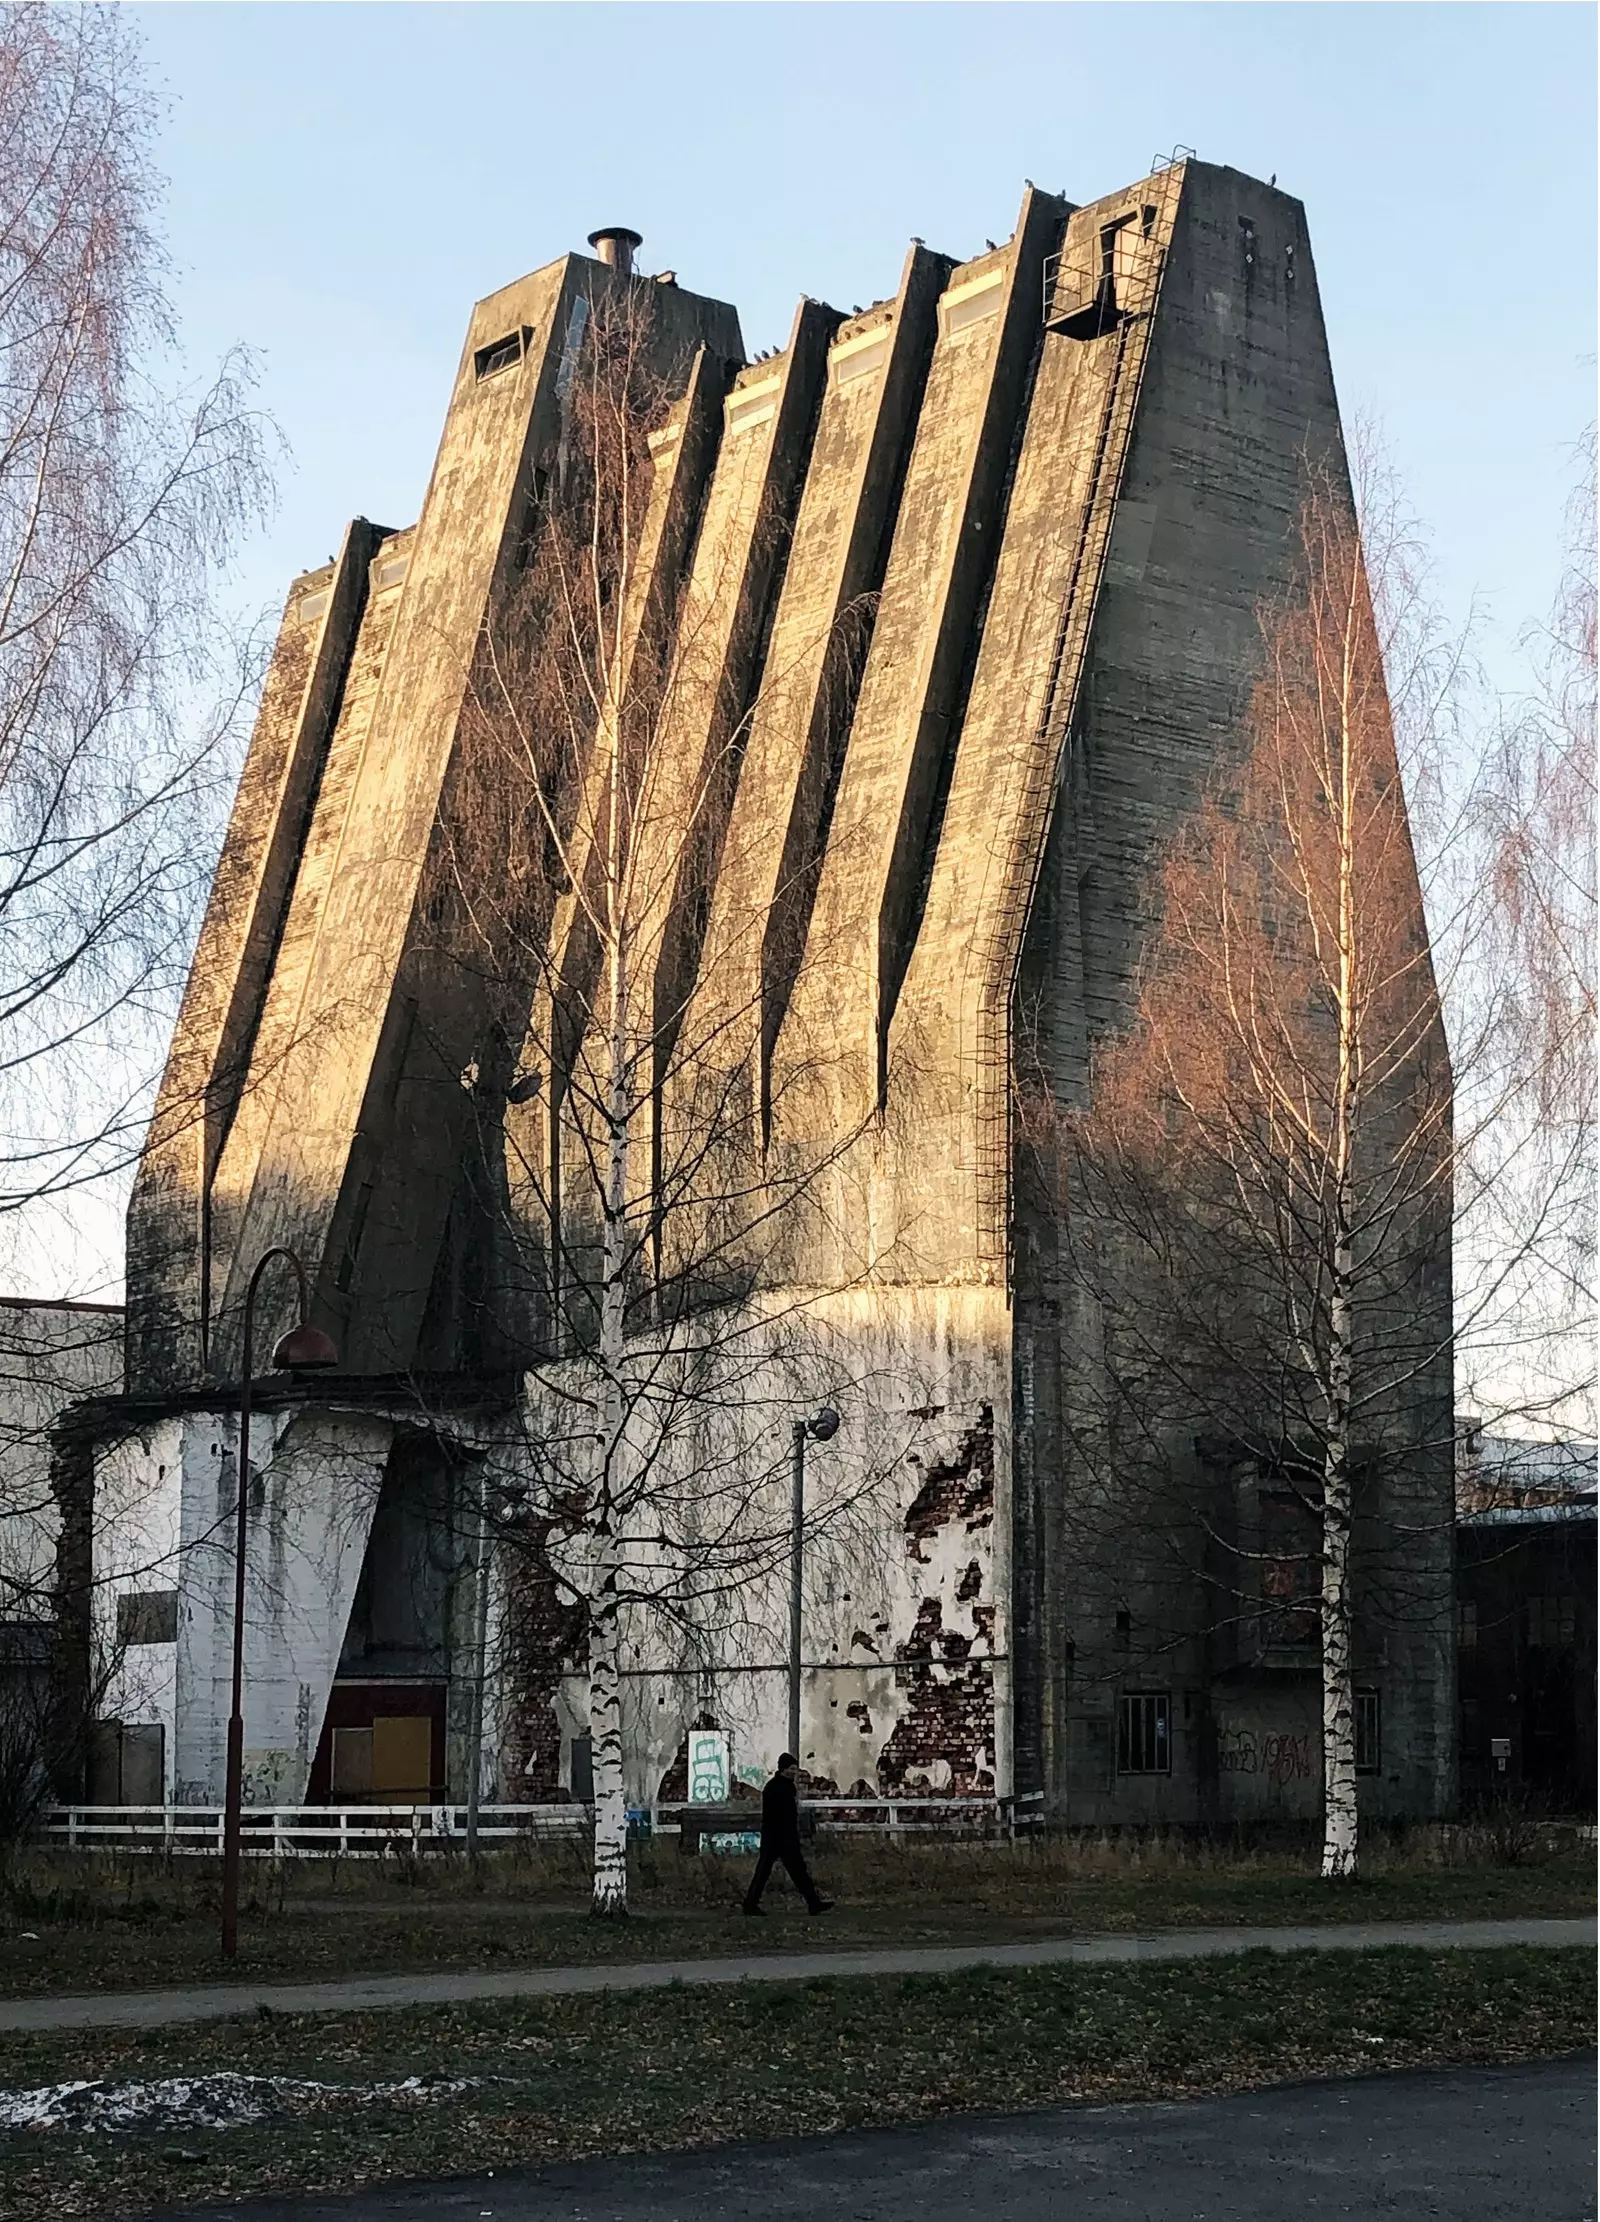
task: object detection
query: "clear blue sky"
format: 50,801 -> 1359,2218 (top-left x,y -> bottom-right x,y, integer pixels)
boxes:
133,1 -> 1594,679
21,2 -> 1593,1302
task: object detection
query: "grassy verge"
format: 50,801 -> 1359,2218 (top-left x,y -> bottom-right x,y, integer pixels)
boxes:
0,1945 -> 1591,2220
0,1838 -> 1591,1999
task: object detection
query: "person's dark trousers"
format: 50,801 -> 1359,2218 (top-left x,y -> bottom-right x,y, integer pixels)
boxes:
743,1842 -> 822,1912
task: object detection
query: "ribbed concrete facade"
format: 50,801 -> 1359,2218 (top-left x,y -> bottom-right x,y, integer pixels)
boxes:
112,160 -> 1454,1823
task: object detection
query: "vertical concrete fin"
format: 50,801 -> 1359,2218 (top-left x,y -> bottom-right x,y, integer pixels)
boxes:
335,276 -> 747,1377
542,341 -> 732,1043
207,526 -> 418,1322
887,162 -> 1187,1272
872,188 -> 1066,1091
206,258 -> 743,1375
210,255 -> 583,1373
646,295 -> 840,1095
546,295 -> 837,1284
124,518 -> 385,1391
515,340 -> 730,1334
752,242 -> 951,1137
655,241 -> 951,1268
771,190 -> 1067,1221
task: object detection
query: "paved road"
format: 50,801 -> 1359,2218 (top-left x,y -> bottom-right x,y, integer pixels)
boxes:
157,2055 -> 1599,2221
2,1916 -> 1589,2033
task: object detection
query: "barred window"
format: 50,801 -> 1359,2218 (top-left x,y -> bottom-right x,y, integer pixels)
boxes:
1355,1687 -> 1381,1775
1117,1690 -> 1171,1775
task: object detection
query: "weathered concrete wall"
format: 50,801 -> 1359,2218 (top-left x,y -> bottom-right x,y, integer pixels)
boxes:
186,262 -> 740,1382
1005,164 -> 1454,1822
557,299 -> 839,1261
206,529 -> 416,1341
506,1286 -> 1010,1806
889,169 -> 1184,1281
506,344 -> 732,1358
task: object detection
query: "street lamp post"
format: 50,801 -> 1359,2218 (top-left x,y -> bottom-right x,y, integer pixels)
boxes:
464,1476 -> 525,1863
788,1407 -> 839,1764
220,1246 -> 338,1960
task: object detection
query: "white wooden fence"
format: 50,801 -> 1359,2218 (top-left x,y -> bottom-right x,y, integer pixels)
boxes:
43,1804 -> 590,1859
42,1789 -> 1044,1859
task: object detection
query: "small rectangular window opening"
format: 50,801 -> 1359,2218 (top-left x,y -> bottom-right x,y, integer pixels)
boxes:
336,1181 -> 375,1293
475,328 -> 529,381
1355,1687 -> 1381,1775
1140,204 -> 1158,238
1099,215 -> 1134,284
117,1590 -> 178,1646
1117,1690 -> 1171,1774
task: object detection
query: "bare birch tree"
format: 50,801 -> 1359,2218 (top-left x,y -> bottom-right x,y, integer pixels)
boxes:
0,1 -> 274,1277
1450,436 -> 1596,1437
431,294 -> 898,1913
1054,451 -> 1458,1880
0,1 -> 274,1805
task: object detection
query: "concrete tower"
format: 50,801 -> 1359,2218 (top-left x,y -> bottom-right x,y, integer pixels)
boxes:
102,161 -> 1452,1825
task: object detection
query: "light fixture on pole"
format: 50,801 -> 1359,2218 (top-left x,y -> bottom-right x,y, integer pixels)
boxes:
220,1247 -> 337,1960
788,1407 -> 839,1764
464,1476 -> 527,1862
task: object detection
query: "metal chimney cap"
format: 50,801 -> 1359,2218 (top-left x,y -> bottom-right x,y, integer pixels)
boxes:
588,226 -> 643,272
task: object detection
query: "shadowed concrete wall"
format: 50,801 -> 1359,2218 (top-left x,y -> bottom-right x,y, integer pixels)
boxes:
129,262 -> 741,1387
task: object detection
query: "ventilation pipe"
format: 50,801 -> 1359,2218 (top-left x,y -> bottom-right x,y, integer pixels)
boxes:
587,226 -> 643,275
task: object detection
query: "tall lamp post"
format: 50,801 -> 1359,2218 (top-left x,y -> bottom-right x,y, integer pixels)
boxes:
464,1476 -> 526,1863
220,1246 -> 338,1959
788,1407 -> 839,1764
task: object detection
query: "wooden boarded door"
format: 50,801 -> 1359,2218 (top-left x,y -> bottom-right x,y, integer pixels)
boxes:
371,1715 -> 433,1801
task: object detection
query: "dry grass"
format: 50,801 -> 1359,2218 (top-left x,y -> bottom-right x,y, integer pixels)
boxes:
0,1945 -> 1591,2220
13,1812 -> 1590,1911
0,1822 -> 1588,1999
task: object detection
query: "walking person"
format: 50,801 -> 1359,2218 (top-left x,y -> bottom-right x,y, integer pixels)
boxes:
742,1753 -> 833,1915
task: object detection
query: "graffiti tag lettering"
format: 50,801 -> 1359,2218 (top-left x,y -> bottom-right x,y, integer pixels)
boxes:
1218,1725 -> 1313,1785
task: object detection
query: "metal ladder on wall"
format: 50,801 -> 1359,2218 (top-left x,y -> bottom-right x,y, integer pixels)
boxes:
970,199 -> 1176,1272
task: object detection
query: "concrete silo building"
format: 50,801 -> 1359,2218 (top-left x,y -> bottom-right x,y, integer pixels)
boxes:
88,156 -> 1453,1826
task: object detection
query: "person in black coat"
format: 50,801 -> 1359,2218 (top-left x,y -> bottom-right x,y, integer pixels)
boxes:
742,1754 -> 833,1915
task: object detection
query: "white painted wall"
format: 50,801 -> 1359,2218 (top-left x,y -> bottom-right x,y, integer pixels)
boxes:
100,1406 -> 392,1804
505,1286 -> 1012,1808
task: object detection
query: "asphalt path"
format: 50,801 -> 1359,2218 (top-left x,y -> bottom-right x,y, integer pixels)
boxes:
154,2054 -> 1599,2221
3,1915 -> 1590,2032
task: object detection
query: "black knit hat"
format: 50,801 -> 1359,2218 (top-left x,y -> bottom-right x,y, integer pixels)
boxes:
777,1752 -> 798,1770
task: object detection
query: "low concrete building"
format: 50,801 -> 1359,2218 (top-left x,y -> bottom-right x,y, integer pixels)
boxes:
1457,1437 -> 1596,1815
0,1297 -> 124,1811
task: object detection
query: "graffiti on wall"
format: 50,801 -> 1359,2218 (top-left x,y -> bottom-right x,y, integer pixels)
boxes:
1218,1724 -> 1314,1785
687,1730 -> 730,1803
